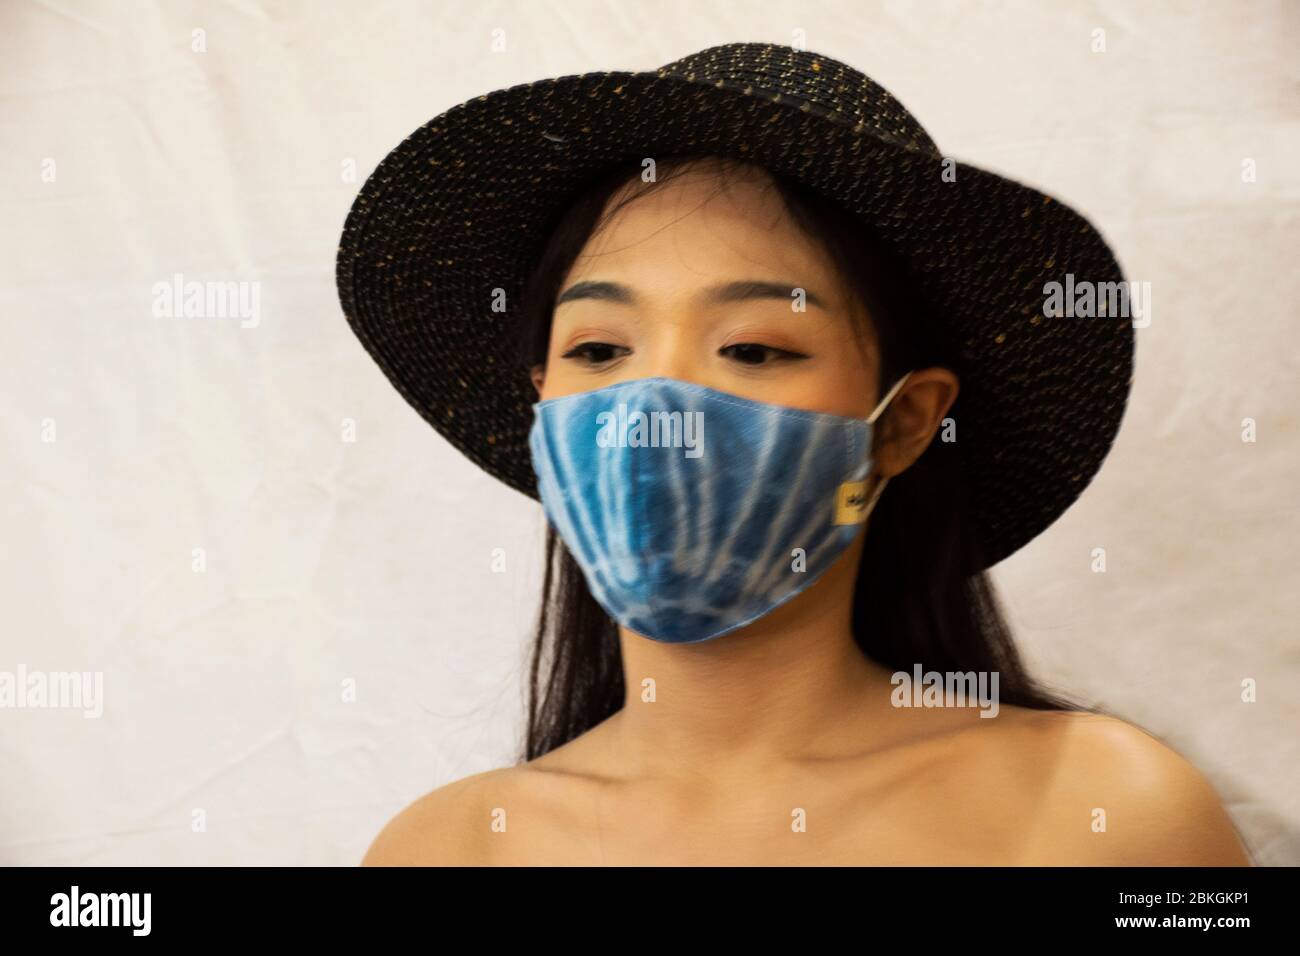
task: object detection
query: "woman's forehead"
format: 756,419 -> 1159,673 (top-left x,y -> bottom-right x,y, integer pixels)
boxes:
567,163 -> 849,302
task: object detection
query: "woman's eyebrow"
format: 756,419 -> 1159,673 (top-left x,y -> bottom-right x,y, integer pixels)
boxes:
556,279 -> 826,309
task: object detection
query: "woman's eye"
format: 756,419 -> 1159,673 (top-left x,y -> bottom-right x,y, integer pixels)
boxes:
560,341 -> 627,365
720,343 -> 807,366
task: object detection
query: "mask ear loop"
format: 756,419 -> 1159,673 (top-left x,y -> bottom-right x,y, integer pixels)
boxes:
866,371 -> 912,426
861,371 -> 914,520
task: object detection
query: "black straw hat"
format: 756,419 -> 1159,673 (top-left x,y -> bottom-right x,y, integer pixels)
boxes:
336,41 -> 1134,570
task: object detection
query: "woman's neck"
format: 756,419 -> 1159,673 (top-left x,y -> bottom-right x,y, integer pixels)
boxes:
603,541 -> 908,782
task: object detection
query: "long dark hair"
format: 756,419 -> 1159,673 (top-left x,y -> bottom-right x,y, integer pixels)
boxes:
515,154 -> 1087,762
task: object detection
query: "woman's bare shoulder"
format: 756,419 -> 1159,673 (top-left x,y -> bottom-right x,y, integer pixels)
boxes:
1008,710 -> 1252,865
360,729 -> 613,866
361,766 -> 526,866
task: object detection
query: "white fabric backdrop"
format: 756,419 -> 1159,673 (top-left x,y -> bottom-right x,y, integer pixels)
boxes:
1,0 -> 1296,865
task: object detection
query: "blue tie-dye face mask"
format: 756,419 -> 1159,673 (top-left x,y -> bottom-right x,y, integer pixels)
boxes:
528,374 -> 912,644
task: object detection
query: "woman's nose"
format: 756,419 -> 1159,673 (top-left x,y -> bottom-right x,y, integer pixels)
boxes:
630,325 -> 710,388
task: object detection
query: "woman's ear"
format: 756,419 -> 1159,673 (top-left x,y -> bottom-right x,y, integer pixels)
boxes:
529,363 -> 546,398
873,368 -> 960,478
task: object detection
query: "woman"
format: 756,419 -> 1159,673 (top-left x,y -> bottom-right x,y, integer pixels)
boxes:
338,43 -> 1250,865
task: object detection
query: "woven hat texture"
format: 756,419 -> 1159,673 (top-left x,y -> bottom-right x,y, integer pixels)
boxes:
336,41 -> 1134,569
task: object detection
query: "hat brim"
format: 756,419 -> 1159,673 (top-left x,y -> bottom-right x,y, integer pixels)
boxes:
336,68 -> 1133,569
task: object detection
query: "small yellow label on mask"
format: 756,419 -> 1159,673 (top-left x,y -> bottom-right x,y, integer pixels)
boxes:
834,480 -> 870,525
